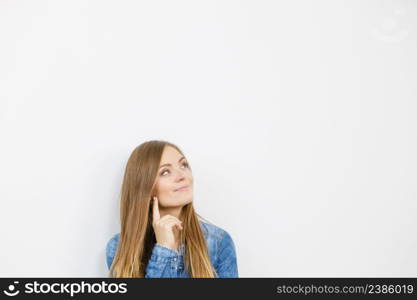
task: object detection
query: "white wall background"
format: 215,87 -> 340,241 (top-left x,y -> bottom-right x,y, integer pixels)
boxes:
0,0 -> 416,277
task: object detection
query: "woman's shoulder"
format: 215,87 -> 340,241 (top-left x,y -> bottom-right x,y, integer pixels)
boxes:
105,233 -> 120,269
106,232 -> 120,249
198,219 -> 233,242
199,219 -> 238,275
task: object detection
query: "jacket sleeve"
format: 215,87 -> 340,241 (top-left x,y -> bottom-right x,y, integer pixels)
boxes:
214,230 -> 239,278
145,244 -> 180,278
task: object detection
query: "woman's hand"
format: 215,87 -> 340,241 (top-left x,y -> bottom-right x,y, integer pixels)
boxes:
152,196 -> 183,251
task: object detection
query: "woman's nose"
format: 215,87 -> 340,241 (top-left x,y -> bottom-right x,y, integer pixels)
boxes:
174,168 -> 187,180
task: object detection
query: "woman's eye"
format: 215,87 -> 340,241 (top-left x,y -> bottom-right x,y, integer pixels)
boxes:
160,162 -> 189,176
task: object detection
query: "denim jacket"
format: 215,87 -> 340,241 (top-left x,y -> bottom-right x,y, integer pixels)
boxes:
106,220 -> 238,278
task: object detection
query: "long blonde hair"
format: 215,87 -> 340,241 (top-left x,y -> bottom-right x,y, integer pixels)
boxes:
109,140 -> 217,277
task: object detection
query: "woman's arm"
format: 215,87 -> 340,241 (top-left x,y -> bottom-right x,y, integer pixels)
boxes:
214,230 -> 239,278
144,244 -> 181,278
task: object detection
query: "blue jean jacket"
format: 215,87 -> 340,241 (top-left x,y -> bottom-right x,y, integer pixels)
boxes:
106,220 -> 238,278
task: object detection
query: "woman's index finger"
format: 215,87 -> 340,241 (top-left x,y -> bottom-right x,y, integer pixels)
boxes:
152,196 -> 160,222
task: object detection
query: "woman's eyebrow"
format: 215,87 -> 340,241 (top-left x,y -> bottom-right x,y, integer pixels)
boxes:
159,157 -> 185,169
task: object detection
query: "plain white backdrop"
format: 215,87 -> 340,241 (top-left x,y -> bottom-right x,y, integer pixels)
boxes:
0,0 -> 416,277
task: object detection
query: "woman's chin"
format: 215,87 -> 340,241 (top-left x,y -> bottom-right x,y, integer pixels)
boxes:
179,197 -> 193,206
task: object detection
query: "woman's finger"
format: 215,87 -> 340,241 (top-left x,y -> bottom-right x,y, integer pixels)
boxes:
152,196 -> 160,223
160,218 -> 183,230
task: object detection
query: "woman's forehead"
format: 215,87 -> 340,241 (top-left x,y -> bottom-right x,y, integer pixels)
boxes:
161,146 -> 183,162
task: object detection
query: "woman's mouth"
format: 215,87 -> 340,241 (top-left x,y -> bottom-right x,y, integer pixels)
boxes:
175,185 -> 189,192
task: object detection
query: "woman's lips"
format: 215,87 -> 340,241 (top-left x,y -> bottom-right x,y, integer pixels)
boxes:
175,185 -> 189,192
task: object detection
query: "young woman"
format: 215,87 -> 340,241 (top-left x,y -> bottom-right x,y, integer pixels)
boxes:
105,140 -> 238,277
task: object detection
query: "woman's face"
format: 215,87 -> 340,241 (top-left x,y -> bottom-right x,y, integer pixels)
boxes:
153,146 -> 193,208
